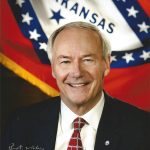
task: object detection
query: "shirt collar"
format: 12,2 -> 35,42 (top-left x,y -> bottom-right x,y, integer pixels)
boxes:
82,92 -> 104,130
60,100 -> 77,132
60,92 -> 105,133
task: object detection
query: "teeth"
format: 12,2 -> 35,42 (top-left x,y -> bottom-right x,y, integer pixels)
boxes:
70,83 -> 85,87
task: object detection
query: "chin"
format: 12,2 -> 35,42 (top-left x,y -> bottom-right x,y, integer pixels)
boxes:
68,95 -> 89,105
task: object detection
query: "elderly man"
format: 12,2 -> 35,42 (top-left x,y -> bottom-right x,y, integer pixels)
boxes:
4,22 -> 150,150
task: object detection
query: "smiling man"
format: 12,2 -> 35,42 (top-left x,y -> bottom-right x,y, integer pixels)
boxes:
51,25 -> 110,116
4,22 -> 150,150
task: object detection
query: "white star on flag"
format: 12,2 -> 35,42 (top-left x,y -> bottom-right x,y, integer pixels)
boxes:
117,0 -> 126,2
126,6 -> 139,18
39,42 -> 47,52
122,53 -> 135,63
140,50 -> 150,61
29,29 -> 41,41
137,22 -> 150,33
22,12 -> 33,25
16,0 -> 25,8
111,55 -> 117,63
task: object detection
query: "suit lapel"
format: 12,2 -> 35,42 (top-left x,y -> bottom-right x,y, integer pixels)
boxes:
31,94 -> 120,150
94,93 -> 120,150
37,97 -> 60,150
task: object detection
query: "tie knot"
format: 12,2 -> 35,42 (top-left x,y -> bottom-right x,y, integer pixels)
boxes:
73,117 -> 86,131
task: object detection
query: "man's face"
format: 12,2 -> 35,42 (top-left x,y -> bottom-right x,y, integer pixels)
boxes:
51,27 -> 110,112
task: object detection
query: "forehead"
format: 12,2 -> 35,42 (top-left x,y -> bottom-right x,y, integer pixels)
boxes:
53,27 -> 102,49
56,27 -> 100,40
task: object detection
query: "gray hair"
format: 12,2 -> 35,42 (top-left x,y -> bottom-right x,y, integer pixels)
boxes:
47,21 -> 111,62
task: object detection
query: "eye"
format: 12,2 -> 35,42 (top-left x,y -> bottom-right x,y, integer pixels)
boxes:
60,60 -> 71,64
84,59 -> 93,62
58,56 -> 71,65
83,58 -> 94,64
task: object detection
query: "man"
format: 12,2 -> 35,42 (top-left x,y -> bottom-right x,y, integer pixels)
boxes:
3,22 -> 150,150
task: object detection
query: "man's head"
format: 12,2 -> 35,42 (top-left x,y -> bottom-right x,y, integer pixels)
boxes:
47,22 -> 110,61
47,22 -> 111,115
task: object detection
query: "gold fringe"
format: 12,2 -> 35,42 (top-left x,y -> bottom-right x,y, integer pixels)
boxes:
0,53 -> 59,97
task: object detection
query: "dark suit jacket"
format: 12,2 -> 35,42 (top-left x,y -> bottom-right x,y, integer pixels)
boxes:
3,93 -> 150,150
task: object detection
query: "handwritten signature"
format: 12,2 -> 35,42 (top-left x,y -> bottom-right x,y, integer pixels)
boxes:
9,143 -> 44,150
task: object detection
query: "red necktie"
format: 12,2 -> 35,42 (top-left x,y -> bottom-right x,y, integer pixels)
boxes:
67,117 -> 87,150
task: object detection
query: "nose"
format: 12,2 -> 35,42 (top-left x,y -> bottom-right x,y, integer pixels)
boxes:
70,61 -> 83,78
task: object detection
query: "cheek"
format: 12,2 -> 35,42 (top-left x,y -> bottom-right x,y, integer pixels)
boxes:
54,66 -> 68,81
90,65 -> 104,80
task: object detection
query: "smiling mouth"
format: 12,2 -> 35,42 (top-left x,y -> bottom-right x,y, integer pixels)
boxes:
67,83 -> 89,88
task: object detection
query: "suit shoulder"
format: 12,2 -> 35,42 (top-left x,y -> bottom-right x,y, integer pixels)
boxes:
12,96 -> 60,120
105,93 -> 149,119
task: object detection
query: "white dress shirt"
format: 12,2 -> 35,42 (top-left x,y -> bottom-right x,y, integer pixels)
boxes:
54,92 -> 105,150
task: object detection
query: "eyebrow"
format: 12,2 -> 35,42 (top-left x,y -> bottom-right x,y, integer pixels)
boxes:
57,53 -> 96,60
57,55 -> 72,59
81,54 -> 96,58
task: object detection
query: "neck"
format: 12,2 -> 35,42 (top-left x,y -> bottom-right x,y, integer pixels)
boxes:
61,93 -> 102,116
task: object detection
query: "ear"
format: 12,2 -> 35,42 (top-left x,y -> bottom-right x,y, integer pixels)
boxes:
104,55 -> 110,77
52,71 -> 56,78
51,62 -> 56,78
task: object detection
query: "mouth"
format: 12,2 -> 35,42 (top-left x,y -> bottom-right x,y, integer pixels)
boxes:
67,83 -> 89,88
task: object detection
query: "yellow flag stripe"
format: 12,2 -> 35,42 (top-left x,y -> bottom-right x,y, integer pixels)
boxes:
0,53 -> 59,97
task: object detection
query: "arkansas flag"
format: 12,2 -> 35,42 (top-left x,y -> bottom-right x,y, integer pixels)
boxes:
1,0 -> 150,111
